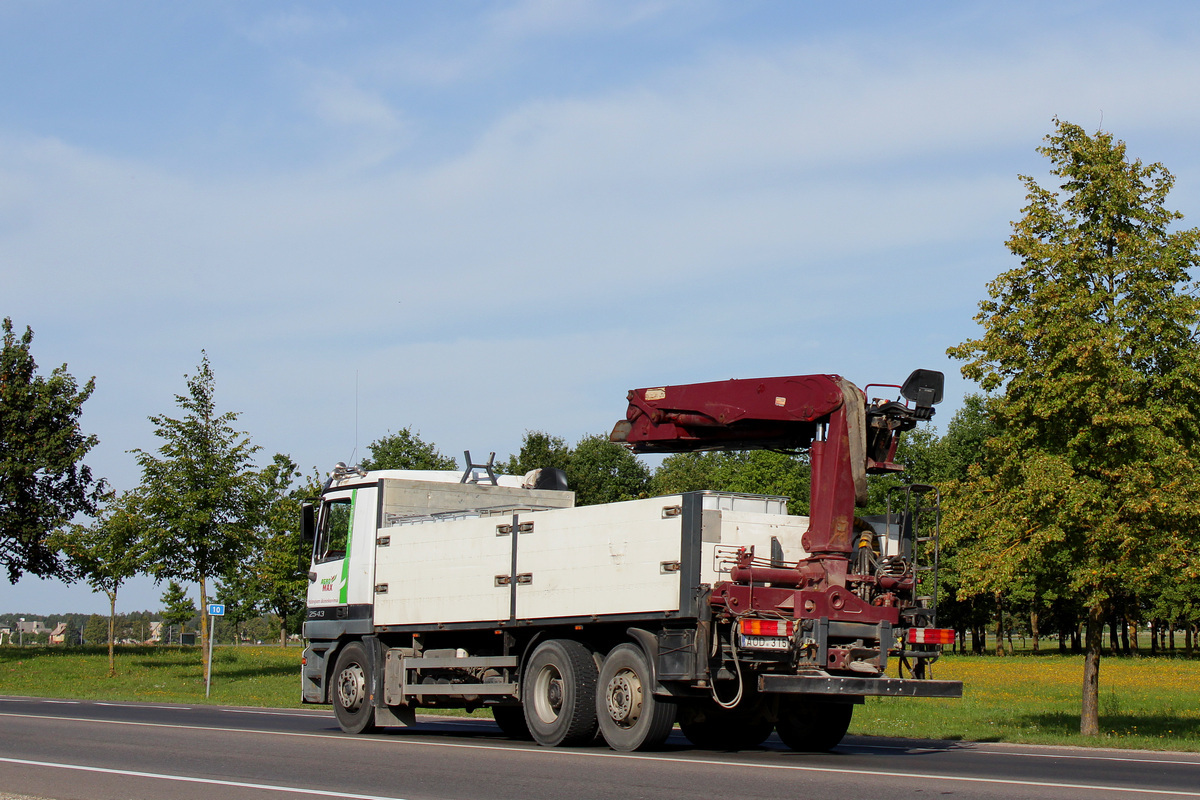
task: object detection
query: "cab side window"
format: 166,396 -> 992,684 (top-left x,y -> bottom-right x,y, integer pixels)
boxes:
315,499 -> 352,563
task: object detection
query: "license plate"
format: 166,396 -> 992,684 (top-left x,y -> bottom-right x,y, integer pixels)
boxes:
739,634 -> 790,651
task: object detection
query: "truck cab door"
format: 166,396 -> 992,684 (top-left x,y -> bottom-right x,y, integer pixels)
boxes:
308,490 -> 356,609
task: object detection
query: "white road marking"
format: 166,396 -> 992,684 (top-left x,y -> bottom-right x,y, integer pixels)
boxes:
41,700 -> 79,705
852,742 -> 1200,767
89,702 -> 192,710
1,711 -> 1198,797
0,756 -> 408,800
218,708 -> 331,718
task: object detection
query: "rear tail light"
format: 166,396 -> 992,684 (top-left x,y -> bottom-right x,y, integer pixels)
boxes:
739,618 -> 794,637
907,628 -> 955,645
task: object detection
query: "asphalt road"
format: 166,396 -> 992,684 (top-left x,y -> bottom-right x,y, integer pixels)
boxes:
0,696 -> 1197,800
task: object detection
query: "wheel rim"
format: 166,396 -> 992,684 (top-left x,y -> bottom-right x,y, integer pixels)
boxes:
604,668 -> 642,730
337,663 -> 367,712
532,663 -> 565,724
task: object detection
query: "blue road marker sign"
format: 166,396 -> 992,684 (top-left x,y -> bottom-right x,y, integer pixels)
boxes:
208,603 -> 226,616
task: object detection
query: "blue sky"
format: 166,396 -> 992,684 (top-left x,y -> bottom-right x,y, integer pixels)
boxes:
5,0 -> 1200,614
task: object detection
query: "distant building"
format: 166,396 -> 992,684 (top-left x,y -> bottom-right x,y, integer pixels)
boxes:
49,623 -> 68,644
147,621 -> 163,643
16,621 -> 48,635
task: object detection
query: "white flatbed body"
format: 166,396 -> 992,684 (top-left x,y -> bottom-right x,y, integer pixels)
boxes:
306,471 -> 808,630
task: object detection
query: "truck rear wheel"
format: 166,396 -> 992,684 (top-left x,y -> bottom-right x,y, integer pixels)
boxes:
523,639 -> 599,747
492,704 -> 532,740
332,641 -> 378,735
678,697 -> 774,750
775,698 -> 853,752
596,643 -> 676,752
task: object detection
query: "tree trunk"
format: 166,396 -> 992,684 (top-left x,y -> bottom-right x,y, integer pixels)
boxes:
1131,618 -> 1140,653
279,614 -> 287,647
199,577 -> 209,678
1169,623 -> 1176,653
1121,616 -> 1130,655
971,625 -> 983,654
1187,623 -> 1194,657
1031,610 -> 1040,653
995,593 -> 1006,656
1150,620 -> 1158,655
1108,613 -> 1119,654
1081,604 -> 1104,736
107,591 -> 117,678
1071,623 -> 1082,653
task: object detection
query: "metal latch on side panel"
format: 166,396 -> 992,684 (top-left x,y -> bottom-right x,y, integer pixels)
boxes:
496,524 -> 512,536
662,505 -> 682,518
375,584 -> 388,594
660,561 -> 681,574
495,575 -> 512,586
516,573 -> 533,585
518,521 -> 534,533
376,536 -> 390,547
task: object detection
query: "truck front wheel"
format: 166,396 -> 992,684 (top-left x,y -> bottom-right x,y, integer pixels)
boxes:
332,641 -> 378,735
596,643 -> 676,752
775,698 -> 853,751
522,639 -> 599,747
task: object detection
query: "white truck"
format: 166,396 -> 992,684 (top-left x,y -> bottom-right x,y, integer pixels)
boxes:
301,370 -> 961,751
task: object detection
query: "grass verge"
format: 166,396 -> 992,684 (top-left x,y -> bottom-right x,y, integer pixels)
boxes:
0,645 -> 305,708
3,646 -> 1199,751
856,652 -> 1200,750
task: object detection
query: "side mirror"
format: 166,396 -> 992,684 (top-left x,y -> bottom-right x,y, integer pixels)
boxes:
901,369 -> 944,409
301,502 -> 316,544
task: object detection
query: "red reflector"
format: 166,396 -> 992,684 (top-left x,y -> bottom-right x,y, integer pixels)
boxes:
739,618 -> 792,637
907,628 -> 955,645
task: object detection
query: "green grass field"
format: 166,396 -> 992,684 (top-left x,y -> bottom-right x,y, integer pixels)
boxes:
0,645 -> 305,709
3,645 -> 1198,751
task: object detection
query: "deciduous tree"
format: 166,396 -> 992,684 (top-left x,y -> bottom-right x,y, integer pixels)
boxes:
53,491 -> 145,675
134,354 -> 259,675
565,434 -> 650,506
245,454 -> 316,646
359,428 -> 456,471
947,119 -> 1200,735
0,318 -> 105,582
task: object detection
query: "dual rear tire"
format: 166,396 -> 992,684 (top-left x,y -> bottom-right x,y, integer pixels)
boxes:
518,639 -> 675,751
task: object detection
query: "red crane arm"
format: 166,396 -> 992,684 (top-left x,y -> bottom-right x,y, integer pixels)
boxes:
610,370 -> 943,563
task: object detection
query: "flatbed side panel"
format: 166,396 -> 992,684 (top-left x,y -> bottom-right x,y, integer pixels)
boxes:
374,516 -> 512,626
698,509 -> 810,585
515,496 -> 686,619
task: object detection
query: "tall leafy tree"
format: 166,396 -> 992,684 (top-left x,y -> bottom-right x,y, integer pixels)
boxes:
0,318 -> 105,582
53,491 -> 145,675
245,454 -> 316,646
359,428 -> 456,471
134,354 -> 260,675
565,434 -> 650,506
947,119 -> 1200,735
